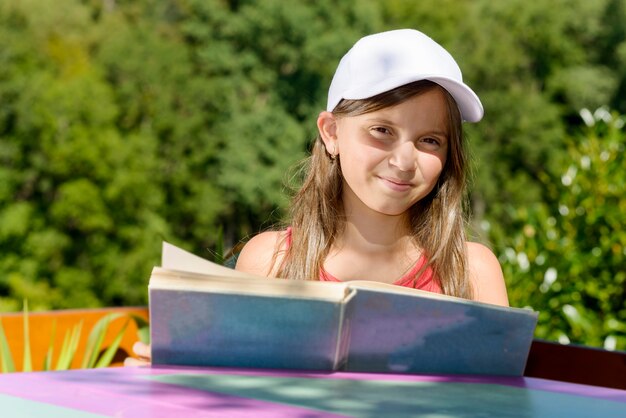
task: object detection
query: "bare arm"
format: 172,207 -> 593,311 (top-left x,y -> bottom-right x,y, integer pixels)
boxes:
467,242 -> 509,307
235,231 -> 286,277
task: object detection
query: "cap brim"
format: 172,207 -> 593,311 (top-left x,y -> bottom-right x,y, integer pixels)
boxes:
332,74 -> 484,123
427,76 -> 484,123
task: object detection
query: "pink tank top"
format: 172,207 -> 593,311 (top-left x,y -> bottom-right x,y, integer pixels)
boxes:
285,228 -> 442,293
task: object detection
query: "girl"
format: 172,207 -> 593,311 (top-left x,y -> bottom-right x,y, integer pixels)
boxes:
126,28 -> 508,366
236,29 -> 509,306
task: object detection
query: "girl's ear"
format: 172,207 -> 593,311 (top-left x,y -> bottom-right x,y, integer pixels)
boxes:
317,111 -> 339,156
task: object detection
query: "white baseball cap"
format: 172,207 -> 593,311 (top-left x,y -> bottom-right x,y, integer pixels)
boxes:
326,29 -> 483,122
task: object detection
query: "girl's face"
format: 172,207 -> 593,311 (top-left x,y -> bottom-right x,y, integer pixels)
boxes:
326,88 -> 449,217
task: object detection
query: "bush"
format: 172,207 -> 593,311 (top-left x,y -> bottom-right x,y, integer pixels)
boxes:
497,108 -> 626,350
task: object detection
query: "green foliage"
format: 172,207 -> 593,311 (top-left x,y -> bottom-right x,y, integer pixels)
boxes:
0,319 -> 14,372
0,0 -> 168,309
54,321 -> 82,371
21,300 -> 31,372
498,110 -> 626,350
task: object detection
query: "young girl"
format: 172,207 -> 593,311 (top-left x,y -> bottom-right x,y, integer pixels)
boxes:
236,29 -> 508,306
126,28 -> 508,366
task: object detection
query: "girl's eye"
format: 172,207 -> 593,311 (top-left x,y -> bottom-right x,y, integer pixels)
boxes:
420,137 -> 441,146
371,127 -> 392,136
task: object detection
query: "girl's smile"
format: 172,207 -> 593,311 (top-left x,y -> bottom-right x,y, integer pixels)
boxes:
378,176 -> 414,192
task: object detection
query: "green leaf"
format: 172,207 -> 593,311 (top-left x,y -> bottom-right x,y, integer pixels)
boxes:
0,319 -> 15,373
42,320 -> 57,372
128,313 -> 150,345
55,331 -> 71,370
22,300 -> 32,372
55,321 -> 83,371
137,327 -> 150,346
81,312 -> 124,369
94,320 -> 129,368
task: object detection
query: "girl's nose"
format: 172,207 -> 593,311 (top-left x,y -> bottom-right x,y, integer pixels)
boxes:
388,141 -> 418,172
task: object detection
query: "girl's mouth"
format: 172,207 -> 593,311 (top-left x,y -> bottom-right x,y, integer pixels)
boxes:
379,176 -> 413,192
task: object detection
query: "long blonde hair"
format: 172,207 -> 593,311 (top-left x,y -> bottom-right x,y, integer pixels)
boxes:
276,80 -> 473,299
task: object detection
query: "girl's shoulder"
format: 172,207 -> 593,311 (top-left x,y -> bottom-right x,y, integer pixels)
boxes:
235,230 -> 289,277
465,242 -> 510,307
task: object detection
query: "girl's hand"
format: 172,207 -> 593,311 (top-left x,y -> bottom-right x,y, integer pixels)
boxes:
124,341 -> 152,367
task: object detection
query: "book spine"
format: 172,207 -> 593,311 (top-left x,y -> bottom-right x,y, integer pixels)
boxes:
332,289 -> 357,370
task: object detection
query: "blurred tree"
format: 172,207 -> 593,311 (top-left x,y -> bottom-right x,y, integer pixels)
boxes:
499,109 -> 626,350
598,0 -> 626,113
0,0 -> 167,309
455,0 -> 617,240
169,0 -> 385,242
93,3 -> 227,252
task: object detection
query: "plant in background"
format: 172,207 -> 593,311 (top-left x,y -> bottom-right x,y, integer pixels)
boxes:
497,108 -> 626,350
0,301 -> 149,373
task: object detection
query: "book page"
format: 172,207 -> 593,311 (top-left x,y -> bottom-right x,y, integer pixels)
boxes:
158,242 -> 348,300
348,280 -> 533,313
347,280 -> 457,300
150,267 -> 349,301
162,241 -> 255,279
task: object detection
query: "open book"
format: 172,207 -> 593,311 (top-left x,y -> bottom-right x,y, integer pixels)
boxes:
149,242 -> 538,376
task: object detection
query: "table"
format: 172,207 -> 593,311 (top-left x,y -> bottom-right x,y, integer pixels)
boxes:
0,365 -> 625,417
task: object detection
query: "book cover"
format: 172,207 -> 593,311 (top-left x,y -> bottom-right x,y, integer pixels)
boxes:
149,242 -> 538,375
345,287 -> 537,375
150,286 -> 348,370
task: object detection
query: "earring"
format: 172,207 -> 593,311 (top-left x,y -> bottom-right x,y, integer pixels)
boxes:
327,144 -> 337,160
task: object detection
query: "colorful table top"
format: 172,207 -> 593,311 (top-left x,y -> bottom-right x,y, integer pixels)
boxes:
0,365 -> 625,417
